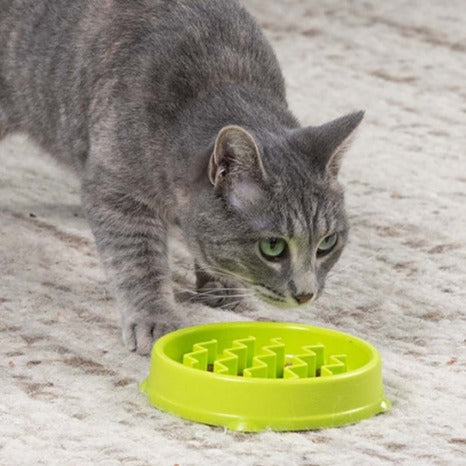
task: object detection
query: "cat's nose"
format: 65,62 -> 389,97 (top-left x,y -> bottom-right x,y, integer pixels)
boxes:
293,293 -> 314,305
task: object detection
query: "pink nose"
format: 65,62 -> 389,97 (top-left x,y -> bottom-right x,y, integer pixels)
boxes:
294,293 -> 313,304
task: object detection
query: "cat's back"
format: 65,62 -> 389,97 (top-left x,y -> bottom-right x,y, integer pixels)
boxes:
136,0 -> 287,118
0,0 -> 286,157
2,0 -> 285,103
86,0 -> 287,117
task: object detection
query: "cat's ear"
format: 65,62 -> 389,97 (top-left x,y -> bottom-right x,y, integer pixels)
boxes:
291,111 -> 364,177
208,125 -> 267,187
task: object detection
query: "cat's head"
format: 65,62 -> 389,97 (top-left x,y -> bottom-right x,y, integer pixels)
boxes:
185,111 -> 363,307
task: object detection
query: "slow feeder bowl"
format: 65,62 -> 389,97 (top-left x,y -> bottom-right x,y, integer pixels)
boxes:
140,321 -> 390,432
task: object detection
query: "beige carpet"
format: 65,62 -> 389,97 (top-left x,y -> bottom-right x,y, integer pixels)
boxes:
1,0 -> 465,464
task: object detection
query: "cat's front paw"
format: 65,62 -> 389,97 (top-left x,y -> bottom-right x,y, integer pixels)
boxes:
121,308 -> 180,355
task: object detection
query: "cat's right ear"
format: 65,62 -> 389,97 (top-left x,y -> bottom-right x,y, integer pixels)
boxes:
290,111 -> 364,178
208,125 -> 267,188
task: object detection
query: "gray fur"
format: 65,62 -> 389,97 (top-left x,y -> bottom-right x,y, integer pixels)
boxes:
0,0 -> 363,354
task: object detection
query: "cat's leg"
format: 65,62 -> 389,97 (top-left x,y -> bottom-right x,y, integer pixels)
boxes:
0,74 -> 13,140
82,174 -> 180,355
0,108 -> 7,140
0,89 -> 9,140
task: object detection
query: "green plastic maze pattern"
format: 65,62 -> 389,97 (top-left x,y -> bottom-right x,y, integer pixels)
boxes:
141,321 -> 390,431
182,336 -> 347,379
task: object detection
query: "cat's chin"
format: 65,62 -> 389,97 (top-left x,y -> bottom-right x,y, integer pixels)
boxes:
254,292 -> 303,310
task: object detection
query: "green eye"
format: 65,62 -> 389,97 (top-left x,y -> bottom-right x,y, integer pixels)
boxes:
259,237 -> 287,260
317,233 -> 338,256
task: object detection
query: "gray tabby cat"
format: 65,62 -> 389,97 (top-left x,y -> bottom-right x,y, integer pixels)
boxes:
0,0 -> 363,354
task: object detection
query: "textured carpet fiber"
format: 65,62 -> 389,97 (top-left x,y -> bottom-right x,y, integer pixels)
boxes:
1,0 -> 465,464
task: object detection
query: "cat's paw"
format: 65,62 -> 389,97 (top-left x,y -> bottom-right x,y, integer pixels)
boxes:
121,309 -> 180,355
193,280 -> 241,310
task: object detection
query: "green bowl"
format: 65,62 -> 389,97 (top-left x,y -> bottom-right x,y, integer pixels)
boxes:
140,321 -> 390,432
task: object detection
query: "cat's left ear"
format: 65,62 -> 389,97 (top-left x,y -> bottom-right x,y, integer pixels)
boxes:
208,125 -> 267,187
290,111 -> 364,177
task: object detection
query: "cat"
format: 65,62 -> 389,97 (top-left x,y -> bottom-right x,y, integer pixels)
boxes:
0,0 -> 363,354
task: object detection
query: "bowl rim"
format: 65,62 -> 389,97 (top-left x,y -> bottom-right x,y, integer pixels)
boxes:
151,321 -> 381,384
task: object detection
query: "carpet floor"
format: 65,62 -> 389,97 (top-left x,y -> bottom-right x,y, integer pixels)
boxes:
1,0 -> 465,464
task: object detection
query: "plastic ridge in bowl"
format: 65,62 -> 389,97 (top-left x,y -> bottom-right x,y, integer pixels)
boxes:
141,321 -> 391,432
182,336 -> 347,378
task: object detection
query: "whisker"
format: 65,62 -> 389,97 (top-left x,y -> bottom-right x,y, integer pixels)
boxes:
188,293 -> 254,303
218,299 -> 244,310
199,287 -> 252,292
220,293 -> 254,299
189,288 -> 251,298
196,264 -> 255,285
176,285 -> 254,304
175,285 -> 251,294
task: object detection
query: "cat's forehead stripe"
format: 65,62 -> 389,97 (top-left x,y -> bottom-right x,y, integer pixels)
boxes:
285,213 -> 293,237
279,193 -> 319,241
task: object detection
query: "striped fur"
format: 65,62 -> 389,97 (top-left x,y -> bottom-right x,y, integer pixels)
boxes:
0,0 -> 362,353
